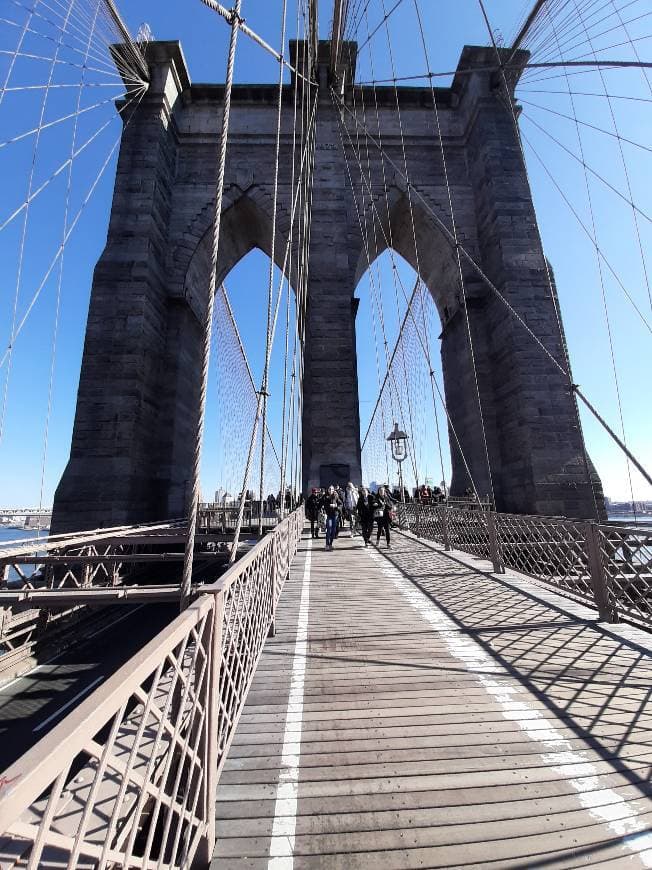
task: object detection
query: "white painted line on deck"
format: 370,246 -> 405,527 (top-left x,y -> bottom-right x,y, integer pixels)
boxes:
33,674 -> 104,732
367,547 -> 652,866
267,538 -> 312,869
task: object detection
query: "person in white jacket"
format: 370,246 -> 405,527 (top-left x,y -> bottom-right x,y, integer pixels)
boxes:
344,481 -> 358,537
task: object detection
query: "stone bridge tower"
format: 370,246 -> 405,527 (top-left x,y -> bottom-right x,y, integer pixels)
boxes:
52,39 -> 604,531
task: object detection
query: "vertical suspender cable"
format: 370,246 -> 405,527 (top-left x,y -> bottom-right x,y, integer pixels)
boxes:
258,0 -> 288,535
180,0 -> 242,605
38,0 -> 102,539
279,0 -> 303,519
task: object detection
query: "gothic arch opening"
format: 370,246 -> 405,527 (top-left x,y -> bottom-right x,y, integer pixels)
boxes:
352,189 -> 484,328
352,188 -> 496,500
177,188 -> 299,318
157,186 -> 300,517
200,247 -> 299,510
355,248 -> 452,497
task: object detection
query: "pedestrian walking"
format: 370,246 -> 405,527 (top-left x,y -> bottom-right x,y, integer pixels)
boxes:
357,486 -> 375,546
335,485 -> 345,536
344,481 -> 358,537
320,485 -> 342,550
305,488 -> 321,538
374,485 -> 395,548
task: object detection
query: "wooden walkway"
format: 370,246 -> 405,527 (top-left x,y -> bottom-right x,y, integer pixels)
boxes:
212,528 -> 652,868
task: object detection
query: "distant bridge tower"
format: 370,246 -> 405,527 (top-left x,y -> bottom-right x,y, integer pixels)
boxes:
52,39 -> 604,531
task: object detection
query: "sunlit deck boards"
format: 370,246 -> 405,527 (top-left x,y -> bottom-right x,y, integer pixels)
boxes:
212,530 -> 652,868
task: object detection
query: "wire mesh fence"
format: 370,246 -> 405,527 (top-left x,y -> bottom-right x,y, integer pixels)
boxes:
398,504 -> 652,629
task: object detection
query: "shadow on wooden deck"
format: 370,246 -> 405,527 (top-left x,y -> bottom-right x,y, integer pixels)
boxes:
213,530 -> 652,869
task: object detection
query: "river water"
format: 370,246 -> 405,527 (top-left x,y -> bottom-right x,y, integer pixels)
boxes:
0,527 -> 47,584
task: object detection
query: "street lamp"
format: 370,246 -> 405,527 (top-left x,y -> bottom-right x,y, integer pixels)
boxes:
387,422 -> 409,502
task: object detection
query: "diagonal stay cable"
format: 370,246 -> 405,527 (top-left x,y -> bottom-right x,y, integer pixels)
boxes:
198,0 -> 317,86
332,84 -> 652,490
354,0 -> 406,58
519,130 -> 652,335
519,96 -> 652,152
334,91 -> 486,499
0,84 -> 148,371
219,284 -> 281,468
483,0 -> 651,498
38,0 -> 103,529
0,89 -> 136,150
519,86 -> 652,101
0,84 -> 145,235
551,0 -> 639,513
1,0 -> 78,449
522,111 -> 652,223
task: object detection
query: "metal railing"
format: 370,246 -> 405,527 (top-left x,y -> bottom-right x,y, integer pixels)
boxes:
0,521 -> 185,662
0,507 -> 304,868
198,500 -> 297,532
398,504 -> 652,629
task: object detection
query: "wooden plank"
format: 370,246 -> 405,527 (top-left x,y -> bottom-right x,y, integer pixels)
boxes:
212,532 -> 652,868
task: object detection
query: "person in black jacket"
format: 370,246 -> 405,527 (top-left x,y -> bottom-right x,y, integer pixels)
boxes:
357,486 -> 375,547
305,488 -> 321,538
374,485 -> 395,548
320,485 -> 342,550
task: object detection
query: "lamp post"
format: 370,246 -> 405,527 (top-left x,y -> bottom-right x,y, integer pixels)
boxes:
387,422 -> 409,503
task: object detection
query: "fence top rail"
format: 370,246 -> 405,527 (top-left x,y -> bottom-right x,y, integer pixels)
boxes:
0,585 -> 185,605
408,503 -> 652,536
0,519 -> 185,559
0,593 -> 213,831
596,522 -> 652,536
199,506 -> 302,597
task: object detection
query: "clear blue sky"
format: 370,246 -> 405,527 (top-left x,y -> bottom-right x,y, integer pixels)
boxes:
0,0 -> 649,507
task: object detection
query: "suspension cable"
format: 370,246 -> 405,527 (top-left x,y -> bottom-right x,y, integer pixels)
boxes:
181,0 -> 242,604
258,0 -> 288,536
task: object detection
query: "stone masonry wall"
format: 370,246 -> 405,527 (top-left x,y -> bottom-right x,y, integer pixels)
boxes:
52,40 -> 604,532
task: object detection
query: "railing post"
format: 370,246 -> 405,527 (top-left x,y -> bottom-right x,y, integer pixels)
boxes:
487,510 -> 504,574
415,504 -> 421,538
442,507 -> 451,551
268,534 -> 277,638
194,591 -> 224,868
583,521 -> 618,623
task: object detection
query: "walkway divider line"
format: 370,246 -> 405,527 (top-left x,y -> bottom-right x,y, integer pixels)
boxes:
366,546 -> 652,866
268,536 -> 312,869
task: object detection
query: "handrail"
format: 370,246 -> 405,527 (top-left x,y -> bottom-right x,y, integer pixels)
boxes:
398,504 -> 652,630
0,596 -> 213,833
0,518 -> 185,558
199,506 -> 298,595
0,506 -> 305,868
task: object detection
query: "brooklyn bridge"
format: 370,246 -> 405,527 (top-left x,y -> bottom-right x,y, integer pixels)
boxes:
0,0 -> 651,865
